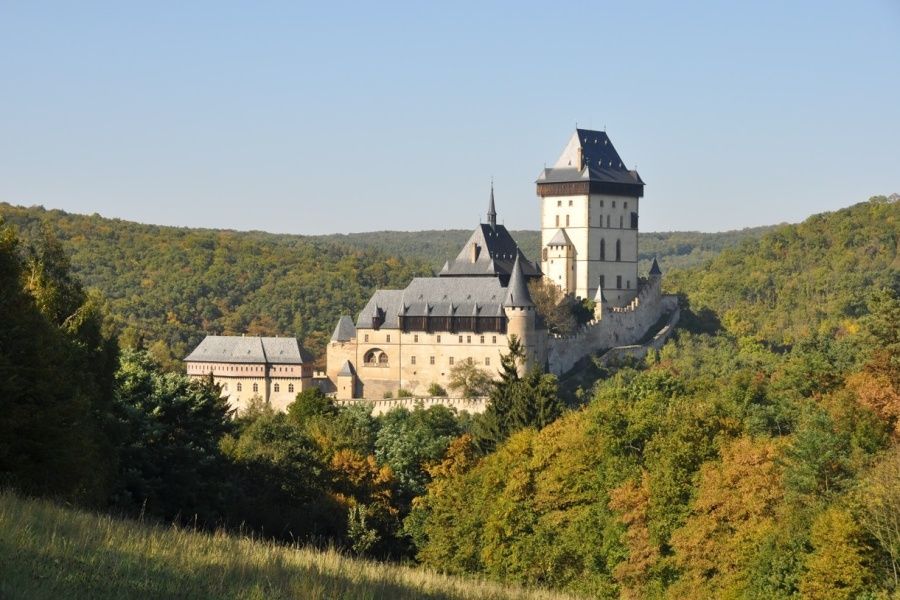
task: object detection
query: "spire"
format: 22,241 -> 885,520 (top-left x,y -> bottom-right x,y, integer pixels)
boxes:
487,180 -> 497,229
503,252 -> 534,308
649,257 -> 662,277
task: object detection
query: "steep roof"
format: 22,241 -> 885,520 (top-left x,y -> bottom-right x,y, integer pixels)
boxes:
330,315 -> 357,342
547,228 -> 572,247
536,129 -> 644,196
503,254 -> 534,308
649,257 -> 662,276
438,223 -> 541,282
185,336 -> 311,364
337,360 -> 355,377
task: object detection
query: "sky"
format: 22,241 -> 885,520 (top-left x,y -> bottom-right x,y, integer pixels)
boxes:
1,1 -> 898,235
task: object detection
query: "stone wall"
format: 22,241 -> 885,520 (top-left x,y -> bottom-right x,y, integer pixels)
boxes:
336,396 -> 488,416
546,276 -> 677,376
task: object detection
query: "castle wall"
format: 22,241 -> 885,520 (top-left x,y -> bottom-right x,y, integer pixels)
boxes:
546,277 -> 677,376
336,396 -> 488,416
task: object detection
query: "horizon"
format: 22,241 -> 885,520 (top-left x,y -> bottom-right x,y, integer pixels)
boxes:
2,2 -> 898,235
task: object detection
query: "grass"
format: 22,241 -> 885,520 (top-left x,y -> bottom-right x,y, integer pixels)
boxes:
0,489 -> 579,600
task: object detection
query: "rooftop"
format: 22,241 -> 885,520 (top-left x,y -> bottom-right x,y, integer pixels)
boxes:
184,335 -> 312,364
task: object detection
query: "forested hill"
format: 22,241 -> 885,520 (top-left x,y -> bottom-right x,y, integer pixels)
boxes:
0,202 -> 772,365
317,225 -> 775,273
670,195 -> 899,345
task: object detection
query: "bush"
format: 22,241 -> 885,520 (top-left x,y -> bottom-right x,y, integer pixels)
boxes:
427,383 -> 447,397
397,388 -> 413,398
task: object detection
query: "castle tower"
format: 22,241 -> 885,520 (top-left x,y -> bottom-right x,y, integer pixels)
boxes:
503,253 -> 536,373
536,129 -> 644,306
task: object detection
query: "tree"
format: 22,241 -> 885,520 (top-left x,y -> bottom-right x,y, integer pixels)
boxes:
448,359 -> 492,398
855,445 -> 900,589
427,382 -> 447,397
798,507 -> 869,600
527,278 -> 577,335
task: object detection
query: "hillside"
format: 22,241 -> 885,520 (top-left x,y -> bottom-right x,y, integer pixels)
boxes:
0,202 -> 772,365
0,490 -> 576,600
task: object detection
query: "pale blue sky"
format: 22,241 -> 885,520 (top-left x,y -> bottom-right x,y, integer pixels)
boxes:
1,1 -> 898,234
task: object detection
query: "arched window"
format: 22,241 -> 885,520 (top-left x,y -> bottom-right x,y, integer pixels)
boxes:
274,383 -> 280,392
252,383 -> 258,393
237,383 -> 242,392
364,348 -> 388,366
600,238 -> 605,261
616,239 -> 621,261
379,353 -> 388,365
288,383 -> 294,393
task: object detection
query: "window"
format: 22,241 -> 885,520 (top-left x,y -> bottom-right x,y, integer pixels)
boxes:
364,334 -> 369,342
606,215 -> 610,227
364,348 -> 388,366
612,201 -> 616,208
386,334 -> 391,343
437,335 -> 441,343
237,383 -> 242,392
449,357 -> 455,365
600,200 -> 604,207
492,336 -> 497,343
617,275 -> 622,289
485,357 -> 491,366
274,383 -> 280,392
566,215 -> 570,227
616,239 -> 621,261
557,200 -> 561,207
430,356 -> 435,365
252,383 -> 258,393
624,202 -> 628,209
555,215 -> 559,227
600,238 -> 605,261
288,383 -> 294,393
413,334 -> 418,343
480,335 -> 485,344
619,215 -> 623,228
411,356 -> 416,365
627,280 -> 631,289
458,335 -> 463,343
466,336 -> 471,343
568,200 -> 573,206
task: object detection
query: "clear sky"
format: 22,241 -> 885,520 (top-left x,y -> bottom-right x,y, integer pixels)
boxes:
2,1 -> 898,234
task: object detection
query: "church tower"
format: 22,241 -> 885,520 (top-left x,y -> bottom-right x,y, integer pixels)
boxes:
536,129 -> 644,306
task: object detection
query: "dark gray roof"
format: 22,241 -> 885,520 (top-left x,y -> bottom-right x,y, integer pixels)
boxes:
438,223 -> 541,282
503,254 -> 534,308
537,129 -> 644,190
356,277 -> 509,330
547,228 -> 572,247
337,360 -> 355,377
649,257 -> 662,276
331,316 -> 357,342
185,336 -> 311,364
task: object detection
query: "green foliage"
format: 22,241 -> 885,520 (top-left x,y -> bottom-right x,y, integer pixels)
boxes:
428,383 -> 448,397
448,359 -> 493,398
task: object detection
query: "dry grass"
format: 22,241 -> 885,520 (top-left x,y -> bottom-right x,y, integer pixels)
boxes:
0,489 -> 579,600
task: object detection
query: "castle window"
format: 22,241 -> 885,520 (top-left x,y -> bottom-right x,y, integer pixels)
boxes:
458,335 -> 462,343
411,356 -> 416,365
414,334 -> 419,343
252,383 -> 258,393
631,212 -> 638,229
288,383 -> 294,393
619,215 -> 623,228
606,215 -> 610,227
437,335 -> 441,343
555,215 -> 559,227
627,280 -> 631,289
379,353 -> 388,365
449,357 -> 455,366
274,383 -> 280,392
566,215 -> 570,227
600,238 -> 605,261
237,383 -> 242,392
430,356 -> 435,365
480,335 -> 485,344
386,334 -> 391,343
364,334 -> 369,343
364,348 -> 387,366
557,200 -> 561,207
624,202 -> 628,209
617,275 -> 622,289
467,336 -> 472,343
485,357 -> 491,366
600,200 -> 604,207
568,200 -> 573,206
612,201 -> 616,208
492,336 -> 497,343
616,239 -> 621,261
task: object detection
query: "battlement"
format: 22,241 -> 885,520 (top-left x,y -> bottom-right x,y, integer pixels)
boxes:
335,396 -> 488,416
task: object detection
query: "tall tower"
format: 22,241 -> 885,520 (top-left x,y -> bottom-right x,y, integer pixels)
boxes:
536,129 -> 644,306
503,253 -> 536,373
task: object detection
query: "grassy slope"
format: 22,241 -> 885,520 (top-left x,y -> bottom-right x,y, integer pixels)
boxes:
0,490 -> 577,600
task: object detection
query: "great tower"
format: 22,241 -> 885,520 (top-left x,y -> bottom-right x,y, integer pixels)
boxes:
536,129 -> 644,306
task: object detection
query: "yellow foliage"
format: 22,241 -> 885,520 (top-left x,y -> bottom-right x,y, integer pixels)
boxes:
798,507 -> 868,600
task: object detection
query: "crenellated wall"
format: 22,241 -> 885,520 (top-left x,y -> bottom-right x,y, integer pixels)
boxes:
546,276 -> 678,376
335,396 -> 488,416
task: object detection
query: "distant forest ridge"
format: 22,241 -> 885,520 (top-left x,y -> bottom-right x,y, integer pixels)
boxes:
0,201 -> 828,364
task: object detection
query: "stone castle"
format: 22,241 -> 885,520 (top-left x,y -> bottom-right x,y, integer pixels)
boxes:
324,128 -> 675,401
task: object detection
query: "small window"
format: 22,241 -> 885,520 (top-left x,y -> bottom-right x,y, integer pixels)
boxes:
555,215 -> 560,227
288,383 -> 294,393
274,383 -> 280,392
624,202 -> 628,209
627,280 -> 631,289
617,275 -> 622,289
430,356 -> 435,365
364,334 -> 369,342
485,357 -> 491,366
466,336 -> 471,343
411,356 -> 416,365
459,335 -> 463,343
600,200 -> 604,207
386,334 -> 391,343
568,200 -> 573,206
616,239 -> 621,261
606,215 -> 610,228
437,335 -> 441,343
492,336 -> 497,343
566,215 -> 570,227
449,357 -> 455,366
252,383 -> 258,393
612,201 -> 616,208
557,200 -> 561,207
480,335 -> 485,344
619,215 -> 623,228
237,383 -> 242,392
414,334 -> 418,343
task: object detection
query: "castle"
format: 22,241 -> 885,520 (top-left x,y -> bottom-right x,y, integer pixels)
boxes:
325,128 -> 675,401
